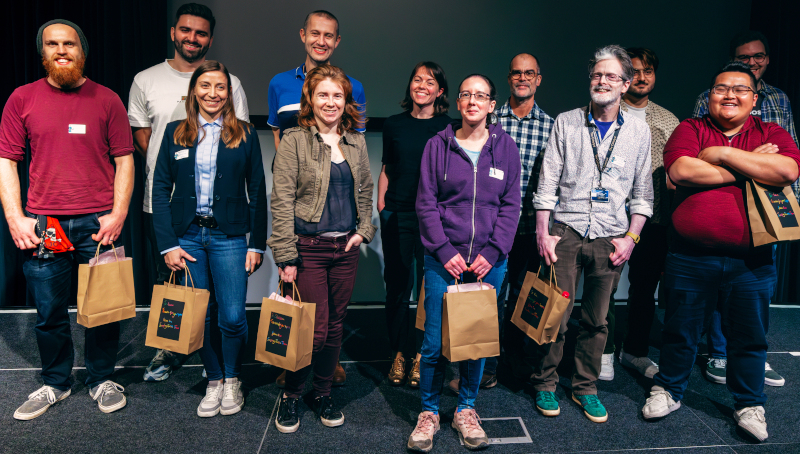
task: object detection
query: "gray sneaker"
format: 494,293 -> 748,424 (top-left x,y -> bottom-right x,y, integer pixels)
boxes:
143,349 -> 179,382
197,382 -> 224,417
14,385 -> 71,420
89,381 -> 126,414
220,378 -> 244,416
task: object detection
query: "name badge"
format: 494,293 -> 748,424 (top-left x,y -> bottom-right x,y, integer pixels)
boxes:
489,168 -> 504,180
591,187 -> 609,203
68,124 -> 86,134
175,149 -> 189,160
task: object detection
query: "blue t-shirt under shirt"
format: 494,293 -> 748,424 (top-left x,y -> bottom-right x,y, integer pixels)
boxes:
455,139 -> 481,167
595,120 -> 614,139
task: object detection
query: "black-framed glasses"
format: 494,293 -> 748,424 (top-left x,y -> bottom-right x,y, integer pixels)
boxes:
735,53 -> 767,64
633,68 -> 654,78
710,84 -> 754,96
590,72 -> 625,83
457,91 -> 493,102
509,70 -> 538,80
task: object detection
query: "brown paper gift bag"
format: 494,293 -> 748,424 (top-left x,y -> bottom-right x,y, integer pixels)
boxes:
511,265 -> 571,345
415,278 -> 426,331
746,180 -> 800,246
441,278 -> 499,362
255,281 -> 316,372
145,268 -> 210,355
76,243 -> 136,328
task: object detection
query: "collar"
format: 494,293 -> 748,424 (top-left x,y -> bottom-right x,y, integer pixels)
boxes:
705,114 -> 755,135
198,113 -> 223,128
586,104 -> 625,128
296,64 -> 307,80
309,125 -> 356,145
757,79 -> 775,94
497,99 -> 543,120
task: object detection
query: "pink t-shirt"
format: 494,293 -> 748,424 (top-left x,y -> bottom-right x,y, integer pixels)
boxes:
0,78 -> 134,215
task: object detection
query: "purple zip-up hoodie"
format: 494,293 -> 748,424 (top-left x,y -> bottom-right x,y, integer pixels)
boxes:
416,121 -> 521,266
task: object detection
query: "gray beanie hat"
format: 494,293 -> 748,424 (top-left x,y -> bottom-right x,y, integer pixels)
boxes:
36,19 -> 89,57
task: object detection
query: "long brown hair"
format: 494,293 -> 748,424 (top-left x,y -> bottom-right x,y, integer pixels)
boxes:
173,60 -> 250,148
297,65 -> 365,134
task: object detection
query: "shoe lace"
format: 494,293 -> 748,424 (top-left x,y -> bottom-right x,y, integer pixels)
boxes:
711,358 -> 727,369
741,407 -> 766,423
281,397 -> 298,417
391,356 -> 405,376
412,412 -> 437,436
410,360 -> 420,377
648,388 -> 671,403
458,409 -> 483,436
202,384 -> 224,403
94,381 -> 124,401
538,392 -> 557,404
579,394 -> 601,407
223,381 -> 240,402
28,386 -> 57,404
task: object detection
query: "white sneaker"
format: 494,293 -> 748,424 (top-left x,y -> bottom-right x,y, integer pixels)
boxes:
734,406 -> 767,442
619,349 -> 659,379
598,353 -> 614,381
220,378 -> 244,416
642,386 -> 680,419
197,382 -> 224,417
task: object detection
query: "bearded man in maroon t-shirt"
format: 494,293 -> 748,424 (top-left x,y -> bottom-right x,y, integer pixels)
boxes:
0,20 -> 134,420
640,61 -> 800,442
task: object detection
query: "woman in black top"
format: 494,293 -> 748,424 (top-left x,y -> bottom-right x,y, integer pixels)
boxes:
377,62 -> 451,388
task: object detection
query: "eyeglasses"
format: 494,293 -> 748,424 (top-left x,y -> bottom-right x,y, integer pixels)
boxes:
633,68 -> 654,78
590,72 -> 625,83
509,70 -> 538,80
457,92 -> 493,102
710,84 -> 754,96
735,53 -> 767,64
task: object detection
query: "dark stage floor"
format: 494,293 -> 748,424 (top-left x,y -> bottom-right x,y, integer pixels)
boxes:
1,304 -> 799,454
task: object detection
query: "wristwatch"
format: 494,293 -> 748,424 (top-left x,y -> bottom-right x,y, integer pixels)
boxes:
625,232 -> 641,244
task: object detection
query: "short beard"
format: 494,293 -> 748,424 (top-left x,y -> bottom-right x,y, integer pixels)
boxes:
42,54 -> 85,88
590,85 -> 621,107
627,83 -> 653,98
173,39 -> 209,63
511,87 -> 533,102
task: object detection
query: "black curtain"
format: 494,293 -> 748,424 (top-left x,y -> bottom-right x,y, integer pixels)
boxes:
751,0 -> 800,305
1,0 -> 167,307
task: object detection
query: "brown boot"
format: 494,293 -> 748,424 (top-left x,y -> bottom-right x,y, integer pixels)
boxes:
388,354 -> 406,386
333,362 -> 346,386
276,370 -> 286,388
408,359 -> 421,388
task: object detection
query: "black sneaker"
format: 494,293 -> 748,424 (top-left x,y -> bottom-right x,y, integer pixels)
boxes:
275,396 -> 300,433
312,395 -> 344,427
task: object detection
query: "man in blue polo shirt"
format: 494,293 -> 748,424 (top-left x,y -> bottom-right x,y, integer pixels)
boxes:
267,9 -> 366,153
267,10 -> 365,388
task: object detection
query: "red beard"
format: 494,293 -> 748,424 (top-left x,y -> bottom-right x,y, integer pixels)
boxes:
42,54 -> 86,88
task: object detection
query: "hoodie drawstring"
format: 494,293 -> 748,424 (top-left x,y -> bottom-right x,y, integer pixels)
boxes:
445,136 -> 451,181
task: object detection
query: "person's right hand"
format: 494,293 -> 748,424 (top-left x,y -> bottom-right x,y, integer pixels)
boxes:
164,247 -> 196,271
752,143 -> 779,154
8,216 -> 40,250
444,253 -> 468,278
280,265 -> 298,283
537,231 -> 561,266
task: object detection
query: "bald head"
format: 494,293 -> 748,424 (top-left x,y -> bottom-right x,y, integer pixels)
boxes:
507,53 -> 541,102
509,53 -> 540,73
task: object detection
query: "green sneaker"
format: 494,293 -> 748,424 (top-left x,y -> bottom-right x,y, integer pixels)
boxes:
764,362 -> 785,387
535,391 -> 560,416
705,358 -> 726,384
572,394 -> 607,423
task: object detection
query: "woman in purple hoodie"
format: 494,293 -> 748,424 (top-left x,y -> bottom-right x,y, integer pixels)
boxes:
407,74 -> 521,452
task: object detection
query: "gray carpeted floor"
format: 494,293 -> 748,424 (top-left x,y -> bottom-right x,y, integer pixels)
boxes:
1,305 -> 799,454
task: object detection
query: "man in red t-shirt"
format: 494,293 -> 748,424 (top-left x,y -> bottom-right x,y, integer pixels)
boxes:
0,20 -> 134,420
640,62 -> 800,442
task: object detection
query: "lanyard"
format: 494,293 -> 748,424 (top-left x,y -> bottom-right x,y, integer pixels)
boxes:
589,122 -> 620,188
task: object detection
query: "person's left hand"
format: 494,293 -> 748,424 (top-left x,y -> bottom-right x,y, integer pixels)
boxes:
92,211 -> 125,245
609,236 -> 636,266
468,254 -> 493,280
345,233 -> 364,252
245,251 -> 263,275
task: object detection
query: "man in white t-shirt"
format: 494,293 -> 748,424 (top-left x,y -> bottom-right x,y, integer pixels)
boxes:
128,2 -> 250,382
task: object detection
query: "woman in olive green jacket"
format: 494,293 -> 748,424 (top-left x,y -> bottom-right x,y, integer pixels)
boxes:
268,65 -> 376,434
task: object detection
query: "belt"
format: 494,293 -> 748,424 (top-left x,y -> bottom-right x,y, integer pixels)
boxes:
192,215 -> 218,229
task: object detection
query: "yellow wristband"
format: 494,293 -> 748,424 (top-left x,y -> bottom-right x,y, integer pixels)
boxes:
626,232 -> 640,244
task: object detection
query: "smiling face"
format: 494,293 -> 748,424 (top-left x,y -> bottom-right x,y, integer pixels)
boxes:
312,78 -> 345,129
409,67 -> 444,110
507,54 -> 541,101
589,59 -> 630,107
300,15 -> 340,66
457,76 -> 496,126
627,57 -> 655,98
735,40 -> 769,83
193,71 -> 229,121
41,24 -> 86,88
171,14 -> 213,64
708,71 -> 757,128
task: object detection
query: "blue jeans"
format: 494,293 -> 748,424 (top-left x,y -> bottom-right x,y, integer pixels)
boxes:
419,254 -> 507,413
654,251 -> 775,409
22,210 -> 119,390
179,224 -> 248,381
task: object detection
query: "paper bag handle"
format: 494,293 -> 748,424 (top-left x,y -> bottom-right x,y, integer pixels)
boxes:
276,279 -> 303,303
536,263 -> 559,288
93,241 -> 119,262
167,264 -> 196,290
451,277 -> 486,292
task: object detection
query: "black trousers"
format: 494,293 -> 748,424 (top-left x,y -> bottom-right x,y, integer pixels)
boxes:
380,209 -> 424,354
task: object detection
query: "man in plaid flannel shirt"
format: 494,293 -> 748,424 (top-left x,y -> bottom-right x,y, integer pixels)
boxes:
486,53 -> 554,382
692,30 -> 791,389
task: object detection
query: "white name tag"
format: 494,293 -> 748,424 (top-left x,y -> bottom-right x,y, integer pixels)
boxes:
489,168 -> 504,180
68,124 -> 86,134
175,149 -> 189,160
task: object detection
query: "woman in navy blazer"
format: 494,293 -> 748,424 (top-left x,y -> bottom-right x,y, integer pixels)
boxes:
152,61 -> 268,418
